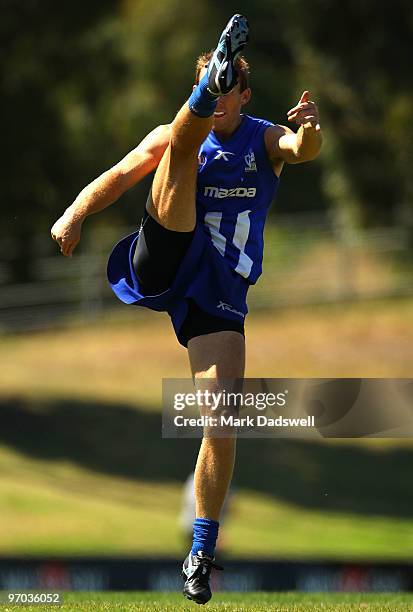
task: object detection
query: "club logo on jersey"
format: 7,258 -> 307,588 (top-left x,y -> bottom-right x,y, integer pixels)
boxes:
244,148 -> 257,172
204,186 -> 256,198
217,301 -> 245,318
214,150 -> 236,161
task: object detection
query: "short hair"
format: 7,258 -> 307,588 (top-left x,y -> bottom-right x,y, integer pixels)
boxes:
195,51 -> 250,92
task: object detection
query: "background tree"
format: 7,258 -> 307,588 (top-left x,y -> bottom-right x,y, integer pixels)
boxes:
1,0 -> 412,282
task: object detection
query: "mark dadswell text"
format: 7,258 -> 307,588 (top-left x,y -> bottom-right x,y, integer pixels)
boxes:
174,415 -> 315,428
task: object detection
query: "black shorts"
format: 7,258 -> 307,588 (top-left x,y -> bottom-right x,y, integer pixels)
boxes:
179,298 -> 245,347
132,211 -> 245,347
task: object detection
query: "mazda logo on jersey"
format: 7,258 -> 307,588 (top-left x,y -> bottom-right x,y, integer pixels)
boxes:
204,186 -> 256,198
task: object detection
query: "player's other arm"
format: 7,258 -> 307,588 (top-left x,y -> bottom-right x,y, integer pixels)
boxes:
265,91 -> 322,169
51,124 -> 171,256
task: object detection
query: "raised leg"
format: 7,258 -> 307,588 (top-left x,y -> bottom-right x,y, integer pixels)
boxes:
148,12 -> 249,233
147,103 -> 214,232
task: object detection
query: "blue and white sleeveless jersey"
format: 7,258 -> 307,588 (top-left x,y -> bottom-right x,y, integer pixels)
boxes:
196,114 -> 279,284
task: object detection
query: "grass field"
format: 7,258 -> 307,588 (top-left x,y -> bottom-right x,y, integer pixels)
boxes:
1,445 -> 413,558
2,592 -> 413,611
0,300 -> 412,558
2,297 -> 413,407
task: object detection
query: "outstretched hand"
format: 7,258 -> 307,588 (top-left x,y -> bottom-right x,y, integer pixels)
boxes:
287,91 -> 320,131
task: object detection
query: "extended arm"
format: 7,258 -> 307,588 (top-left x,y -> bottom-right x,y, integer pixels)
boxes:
265,91 -> 322,172
51,124 -> 170,256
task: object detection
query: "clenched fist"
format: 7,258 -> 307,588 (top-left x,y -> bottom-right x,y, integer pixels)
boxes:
50,212 -> 83,257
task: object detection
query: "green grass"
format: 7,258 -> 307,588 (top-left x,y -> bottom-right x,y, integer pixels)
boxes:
0,446 -> 413,559
1,592 -> 413,611
0,303 -> 413,558
1,298 -> 413,409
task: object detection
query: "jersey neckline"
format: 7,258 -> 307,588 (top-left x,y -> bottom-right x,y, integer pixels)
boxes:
211,114 -> 247,146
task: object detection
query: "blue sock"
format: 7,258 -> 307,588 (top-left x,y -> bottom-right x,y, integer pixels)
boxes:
191,517 -> 219,557
188,74 -> 218,118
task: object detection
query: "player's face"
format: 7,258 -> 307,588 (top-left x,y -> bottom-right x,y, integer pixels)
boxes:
198,68 -> 251,133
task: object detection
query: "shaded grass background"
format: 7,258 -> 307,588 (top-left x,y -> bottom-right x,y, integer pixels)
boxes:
0,299 -> 412,558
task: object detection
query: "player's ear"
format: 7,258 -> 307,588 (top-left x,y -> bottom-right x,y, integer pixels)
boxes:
240,87 -> 251,106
